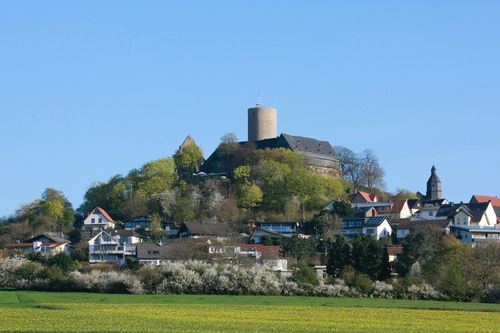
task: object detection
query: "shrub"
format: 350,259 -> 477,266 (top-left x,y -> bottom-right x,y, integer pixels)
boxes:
372,281 -> 394,298
294,261 -> 319,287
0,256 -> 29,287
405,283 -> 446,301
70,270 -> 142,294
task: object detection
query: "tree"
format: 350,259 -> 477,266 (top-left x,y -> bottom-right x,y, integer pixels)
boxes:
334,146 -> 362,186
351,235 -> 386,280
294,261 -> 319,287
395,231 -> 436,277
172,198 -> 195,223
393,188 -> 418,200
174,140 -> 204,180
133,158 -> 177,198
464,243 -> 500,290
50,253 -> 74,272
281,235 -> 315,261
236,183 -> 263,212
213,197 -> 240,224
285,169 -> 319,222
284,197 -> 301,221
359,149 -> 385,189
328,201 -> 355,218
220,132 -> 238,144
379,247 -> 392,281
150,213 -> 164,240
327,236 -> 351,277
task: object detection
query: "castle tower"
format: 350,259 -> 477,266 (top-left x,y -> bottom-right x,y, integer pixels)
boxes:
426,165 -> 442,200
247,104 -> 277,141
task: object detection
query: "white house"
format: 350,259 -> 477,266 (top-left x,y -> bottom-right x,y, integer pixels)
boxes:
396,219 -> 452,239
377,200 -> 412,219
451,225 -> 500,245
5,234 -> 69,257
340,216 -> 392,240
88,230 -> 143,265
438,202 -> 497,227
82,207 -> 116,232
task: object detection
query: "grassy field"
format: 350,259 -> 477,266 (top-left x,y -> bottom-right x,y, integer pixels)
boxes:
0,291 -> 499,333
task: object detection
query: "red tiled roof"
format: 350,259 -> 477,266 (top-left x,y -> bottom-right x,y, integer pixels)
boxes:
386,246 -> 404,256
388,199 -> 407,213
358,191 -> 377,203
471,195 -> 500,207
95,207 -> 115,224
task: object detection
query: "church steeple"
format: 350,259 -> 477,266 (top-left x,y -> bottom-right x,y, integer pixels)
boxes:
426,165 -> 442,200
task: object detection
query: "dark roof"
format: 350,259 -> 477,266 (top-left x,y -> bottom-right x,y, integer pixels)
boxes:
281,134 -> 338,158
342,216 -> 388,228
136,242 -> 170,260
125,216 -> 151,222
113,230 -> 145,238
353,207 -> 377,218
398,219 -> 451,230
407,199 -> 421,209
427,166 -> 441,184
136,239 -> 206,260
436,202 -> 490,223
389,217 -> 412,227
182,222 -> 234,237
27,234 -> 68,244
494,207 -> 500,223
421,199 -> 447,206
467,202 -> 491,223
364,216 -> 388,227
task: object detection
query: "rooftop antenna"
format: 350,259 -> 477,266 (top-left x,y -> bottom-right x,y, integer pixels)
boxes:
257,91 -> 261,106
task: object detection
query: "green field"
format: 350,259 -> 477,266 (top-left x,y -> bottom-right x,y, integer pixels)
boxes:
0,291 -> 499,332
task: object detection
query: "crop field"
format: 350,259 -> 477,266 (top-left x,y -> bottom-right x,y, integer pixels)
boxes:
0,291 -> 499,333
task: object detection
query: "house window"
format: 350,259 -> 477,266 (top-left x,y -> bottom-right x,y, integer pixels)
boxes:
91,218 -> 95,223
429,211 -> 434,217
99,218 -> 103,224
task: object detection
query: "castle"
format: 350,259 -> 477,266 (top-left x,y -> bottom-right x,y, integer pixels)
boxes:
201,104 -> 342,179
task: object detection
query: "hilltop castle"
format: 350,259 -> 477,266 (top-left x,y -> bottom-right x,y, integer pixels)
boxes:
201,104 -> 341,179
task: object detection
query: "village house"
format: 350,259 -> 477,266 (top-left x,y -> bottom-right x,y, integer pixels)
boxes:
407,199 -> 422,215
450,225 -> 500,245
437,202 -> 497,227
386,245 -> 404,263
395,219 -> 452,239
377,199 -> 413,219
350,191 -> 378,204
340,216 -> 392,240
88,230 -> 144,265
4,234 -> 70,257
413,199 -> 449,220
82,207 -> 116,232
470,195 -> 500,224
250,221 -> 297,243
124,215 -> 178,237
177,222 -> 235,241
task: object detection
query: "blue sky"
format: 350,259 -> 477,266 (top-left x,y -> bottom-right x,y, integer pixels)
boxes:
1,1 -> 499,216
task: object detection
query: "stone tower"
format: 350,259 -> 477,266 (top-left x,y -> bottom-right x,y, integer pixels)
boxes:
247,104 -> 277,141
426,165 -> 442,200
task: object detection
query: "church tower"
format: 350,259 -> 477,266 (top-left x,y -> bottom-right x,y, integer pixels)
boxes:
426,165 -> 442,200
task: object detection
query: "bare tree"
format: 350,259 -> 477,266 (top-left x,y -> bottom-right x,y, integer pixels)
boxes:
334,146 -> 362,187
464,243 -> 500,289
359,149 -> 385,189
